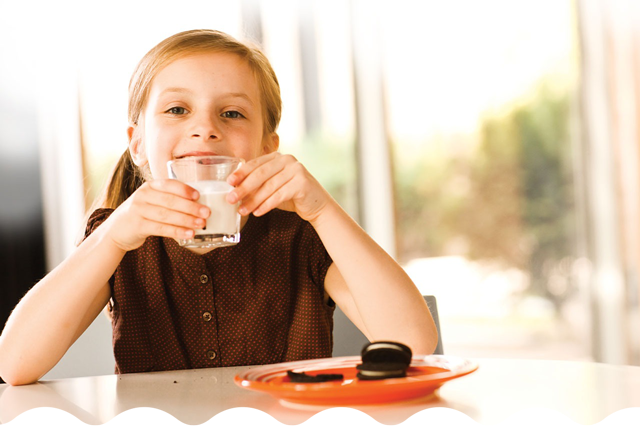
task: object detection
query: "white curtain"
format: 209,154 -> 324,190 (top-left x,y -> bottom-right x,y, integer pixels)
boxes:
577,0 -> 640,364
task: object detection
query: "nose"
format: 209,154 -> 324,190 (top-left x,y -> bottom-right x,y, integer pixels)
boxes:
189,112 -> 220,141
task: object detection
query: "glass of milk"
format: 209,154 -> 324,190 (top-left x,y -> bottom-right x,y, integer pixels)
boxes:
167,156 -> 243,248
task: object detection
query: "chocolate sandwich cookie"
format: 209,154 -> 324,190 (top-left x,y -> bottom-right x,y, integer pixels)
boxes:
287,370 -> 344,383
356,341 -> 413,380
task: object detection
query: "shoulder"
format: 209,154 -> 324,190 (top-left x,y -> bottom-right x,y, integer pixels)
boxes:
261,209 -> 307,229
254,210 -> 329,259
256,210 -> 318,241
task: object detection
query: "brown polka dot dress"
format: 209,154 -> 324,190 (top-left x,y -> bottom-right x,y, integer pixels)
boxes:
85,208 -> 335,374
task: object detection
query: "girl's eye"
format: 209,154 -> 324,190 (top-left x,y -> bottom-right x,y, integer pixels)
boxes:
166,107 -> 187,115
222,110 -> 244,119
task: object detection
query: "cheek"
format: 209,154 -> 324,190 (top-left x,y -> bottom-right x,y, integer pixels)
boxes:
145,118 -> 171,144
143,121 -> 175,179
246,137 -> 267,160
147,153 -> 167,179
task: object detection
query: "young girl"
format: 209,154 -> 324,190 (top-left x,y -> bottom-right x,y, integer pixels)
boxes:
0,29 -> 437,385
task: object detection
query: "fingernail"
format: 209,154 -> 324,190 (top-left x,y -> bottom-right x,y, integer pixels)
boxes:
192,191 -> 200,200
195,218 -> 205,227
184,230 -> 194,238
227,192 -> 238,203
200,207 -> 210,217
227,175 -> 237,185
239,206 -> 248,215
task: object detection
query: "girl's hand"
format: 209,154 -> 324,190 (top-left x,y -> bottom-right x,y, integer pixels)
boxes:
226,152 -> 331,223
104,179 -> 210,251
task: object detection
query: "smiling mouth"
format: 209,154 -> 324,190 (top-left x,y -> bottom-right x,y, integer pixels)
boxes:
176,151 -> 219,159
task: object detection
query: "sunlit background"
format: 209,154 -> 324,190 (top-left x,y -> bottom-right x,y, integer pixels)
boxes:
1,0 -> 639,380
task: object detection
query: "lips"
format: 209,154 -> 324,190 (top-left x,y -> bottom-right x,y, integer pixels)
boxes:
175,151 -> 218,159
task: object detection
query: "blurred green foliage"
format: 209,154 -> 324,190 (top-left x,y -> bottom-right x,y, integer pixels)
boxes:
393,79 -> 576,303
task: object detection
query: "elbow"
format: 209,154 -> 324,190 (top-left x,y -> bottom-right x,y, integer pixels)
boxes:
412,338 -> 438,357
0,367 -> 41,386
1,373 -> 23,386
428,329 -> 439,355
1,370 -> 40,386
427,320 -> 439,354
411,321 -> 439,356
0,355 -> 41,386
0,338 -> 40,386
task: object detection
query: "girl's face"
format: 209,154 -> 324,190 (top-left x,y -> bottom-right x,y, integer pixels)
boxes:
129,51 -> 278,179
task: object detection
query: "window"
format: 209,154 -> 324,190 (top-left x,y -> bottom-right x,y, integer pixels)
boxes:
13,0 -> 636,375
382,0 -> 587,359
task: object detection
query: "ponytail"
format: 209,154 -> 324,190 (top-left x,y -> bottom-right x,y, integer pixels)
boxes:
79,149 -> 144,246
102,149 -> 145,209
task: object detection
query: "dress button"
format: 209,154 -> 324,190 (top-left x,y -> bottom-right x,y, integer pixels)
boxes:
203,312 -> 212,322
200,274 -> 209,284
206,350 -> 217,360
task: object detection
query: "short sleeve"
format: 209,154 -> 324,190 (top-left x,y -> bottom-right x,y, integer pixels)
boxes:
83,208 -> 115,241
300,221 -> 334,307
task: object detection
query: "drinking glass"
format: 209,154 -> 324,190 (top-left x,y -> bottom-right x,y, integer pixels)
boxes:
167,156 -> 243,248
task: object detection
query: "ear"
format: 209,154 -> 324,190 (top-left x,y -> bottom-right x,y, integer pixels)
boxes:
128,125 -> 148,167
262,132 -> 280,155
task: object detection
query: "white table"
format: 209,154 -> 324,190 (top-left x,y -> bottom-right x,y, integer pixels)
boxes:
1,358 -> 640,424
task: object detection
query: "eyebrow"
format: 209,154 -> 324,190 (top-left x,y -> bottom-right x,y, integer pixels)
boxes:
158,87 -> 193,96
220,92 -> 255,106
158,88 -> 255,105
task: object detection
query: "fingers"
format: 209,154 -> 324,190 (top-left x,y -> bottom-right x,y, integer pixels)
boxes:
138,202 -> 206,231
130,180 -> 210,237
227,152 -> 281,188
250,177 -> 298,216
141,181 -> 209,217
134,217 -> 198,241
227,153 -> 302,216
148,178 -> 200,201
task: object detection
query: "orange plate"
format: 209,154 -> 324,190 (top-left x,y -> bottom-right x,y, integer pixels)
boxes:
234,355 -> 478,405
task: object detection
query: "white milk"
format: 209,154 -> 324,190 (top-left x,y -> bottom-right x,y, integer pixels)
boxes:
187,180 -> 239,236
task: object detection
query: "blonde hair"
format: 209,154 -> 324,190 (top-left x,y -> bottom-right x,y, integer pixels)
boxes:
100,29 -> 282,209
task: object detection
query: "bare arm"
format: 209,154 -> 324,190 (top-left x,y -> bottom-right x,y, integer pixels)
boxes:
0,227 -> 120,386
0,180 -> 209,385
228,152 -> 438,355
315,202 -> 438,355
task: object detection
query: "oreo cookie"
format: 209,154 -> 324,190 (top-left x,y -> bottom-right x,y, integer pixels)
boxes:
356,341 -> 413,380
287,370 -> 344,383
